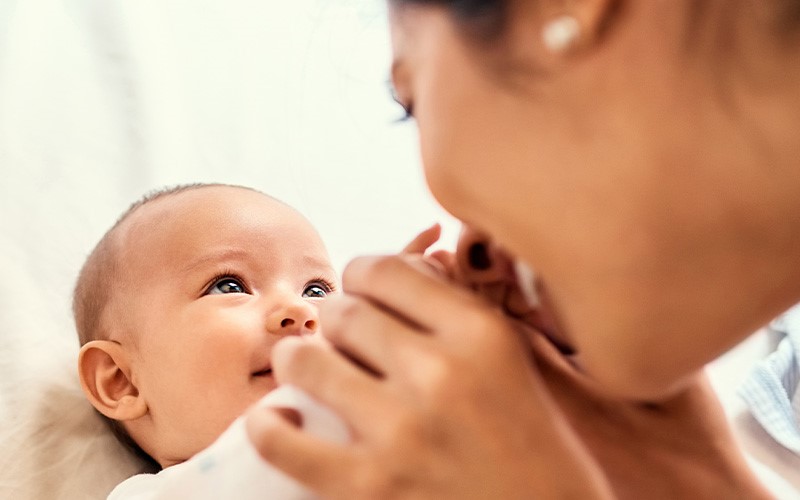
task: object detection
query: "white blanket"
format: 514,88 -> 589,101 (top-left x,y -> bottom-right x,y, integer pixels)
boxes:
108,386 -> 348,500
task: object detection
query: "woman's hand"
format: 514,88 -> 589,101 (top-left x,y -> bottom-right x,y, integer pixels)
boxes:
246,226 -> 770,499
412,224 -> 571,354
246,251 -> 612,499
407,225 -> 770,497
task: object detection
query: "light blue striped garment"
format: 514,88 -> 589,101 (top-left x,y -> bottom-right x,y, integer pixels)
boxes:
739,306 -> 800,455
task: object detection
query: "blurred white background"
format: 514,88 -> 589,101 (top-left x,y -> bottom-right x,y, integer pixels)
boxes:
0,1 -> 797,498
0,1 -> 459,497
0,0 -> 460,358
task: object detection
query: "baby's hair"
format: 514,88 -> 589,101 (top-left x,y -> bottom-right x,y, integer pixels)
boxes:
73,182 -> 264,346
73,182 -> 266,469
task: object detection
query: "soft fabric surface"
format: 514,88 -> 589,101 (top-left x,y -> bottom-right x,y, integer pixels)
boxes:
108,386 -> 347,500
0,1 -> 797,498
739,307 -> 800,455
708,330 -> 800,496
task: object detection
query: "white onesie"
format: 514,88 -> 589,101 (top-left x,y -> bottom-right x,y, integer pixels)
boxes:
108,385 -> 349,500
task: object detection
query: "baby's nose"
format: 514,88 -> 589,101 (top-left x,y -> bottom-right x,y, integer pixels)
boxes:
267,300 -> 319,336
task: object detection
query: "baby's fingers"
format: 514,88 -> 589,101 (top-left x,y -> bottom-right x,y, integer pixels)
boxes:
455,226 -> 515,285
401,223 -> 441,254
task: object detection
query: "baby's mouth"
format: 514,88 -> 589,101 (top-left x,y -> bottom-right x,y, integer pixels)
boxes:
252,368 -> 273,377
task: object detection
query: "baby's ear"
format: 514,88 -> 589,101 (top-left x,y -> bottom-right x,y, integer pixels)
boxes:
78,340 -> 147,421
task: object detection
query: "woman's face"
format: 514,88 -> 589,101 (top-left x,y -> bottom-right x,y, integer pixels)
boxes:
388,2 -> 800,393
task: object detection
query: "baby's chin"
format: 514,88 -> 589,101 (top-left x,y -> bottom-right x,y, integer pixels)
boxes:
155,382 -> 281,469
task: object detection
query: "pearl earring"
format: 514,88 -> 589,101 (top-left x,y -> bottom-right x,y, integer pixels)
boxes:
542,15 -> 581,53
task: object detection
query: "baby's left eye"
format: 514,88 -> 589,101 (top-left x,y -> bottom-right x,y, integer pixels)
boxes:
207,277 -> 247,295
302,284 -> 329,298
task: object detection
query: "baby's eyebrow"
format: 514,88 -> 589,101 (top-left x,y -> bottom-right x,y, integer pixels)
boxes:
301,254 -> 335,271
180,248 -> 250,274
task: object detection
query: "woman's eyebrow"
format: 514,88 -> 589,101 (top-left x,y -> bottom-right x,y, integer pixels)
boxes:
389,60 -> 412,111
390,59 -> 405,90
390,60 -> 401,81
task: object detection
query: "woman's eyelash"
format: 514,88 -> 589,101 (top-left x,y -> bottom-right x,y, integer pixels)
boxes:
396,103 -> 414,122
387,80 -> 414,123
390,100 -> 414,124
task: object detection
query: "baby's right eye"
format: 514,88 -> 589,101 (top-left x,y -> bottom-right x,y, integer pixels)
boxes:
206,276 -> 247,295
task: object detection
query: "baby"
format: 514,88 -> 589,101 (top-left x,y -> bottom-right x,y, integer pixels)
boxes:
75,183 -> 346,499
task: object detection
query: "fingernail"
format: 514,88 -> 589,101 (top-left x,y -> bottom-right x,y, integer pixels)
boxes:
468,243 -> 492,270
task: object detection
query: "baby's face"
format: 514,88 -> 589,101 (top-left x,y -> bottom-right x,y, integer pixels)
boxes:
111,186 -> 337,466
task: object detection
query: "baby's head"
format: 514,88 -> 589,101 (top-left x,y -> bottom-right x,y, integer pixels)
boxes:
75,184 -> 337,468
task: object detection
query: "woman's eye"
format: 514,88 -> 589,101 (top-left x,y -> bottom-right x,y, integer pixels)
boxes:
397,104 -> 414,122
388,81 -> 414,122
302,284 -> 328,299
207,277 -> 247,295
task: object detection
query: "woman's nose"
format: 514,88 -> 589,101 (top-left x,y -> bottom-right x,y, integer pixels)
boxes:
266,299 -> 319,337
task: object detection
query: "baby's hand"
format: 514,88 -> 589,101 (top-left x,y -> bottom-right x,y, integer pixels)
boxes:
455,226 -> 576,355
402,224 -> 574,355
398,223 -> 457,280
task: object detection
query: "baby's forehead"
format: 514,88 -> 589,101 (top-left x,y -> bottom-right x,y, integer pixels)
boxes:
131,186 -> 288,220
120,187 -> 296,237
115,186 -> 327,269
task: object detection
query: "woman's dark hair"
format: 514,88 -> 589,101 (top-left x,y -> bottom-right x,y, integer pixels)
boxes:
785,0 -> 800,30
395,0 -> 501,15
395,0 -> 800,37
392,0 -> 508,40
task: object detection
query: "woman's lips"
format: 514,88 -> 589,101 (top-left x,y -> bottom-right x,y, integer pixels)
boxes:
537,299 -> 576,356
514,261 -> 576,356
513,260 -> 540,308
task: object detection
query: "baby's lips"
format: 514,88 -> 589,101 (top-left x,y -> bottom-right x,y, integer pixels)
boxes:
252,366 -> 273,377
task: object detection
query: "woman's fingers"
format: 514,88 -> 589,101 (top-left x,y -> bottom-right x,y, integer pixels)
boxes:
319,294 -> 433,378
258,257 -> 620,499
270,337 -> 390,435
245,406 -> 356,498
342,254 -> 486,336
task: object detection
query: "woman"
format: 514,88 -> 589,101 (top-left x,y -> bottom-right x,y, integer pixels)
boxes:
248,0 -> 799,497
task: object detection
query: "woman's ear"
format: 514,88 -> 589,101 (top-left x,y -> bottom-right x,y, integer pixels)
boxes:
574,0 -> 622,38
78,340 -> 148,421
513,0 -> 621,55
547,0 -> 623,52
